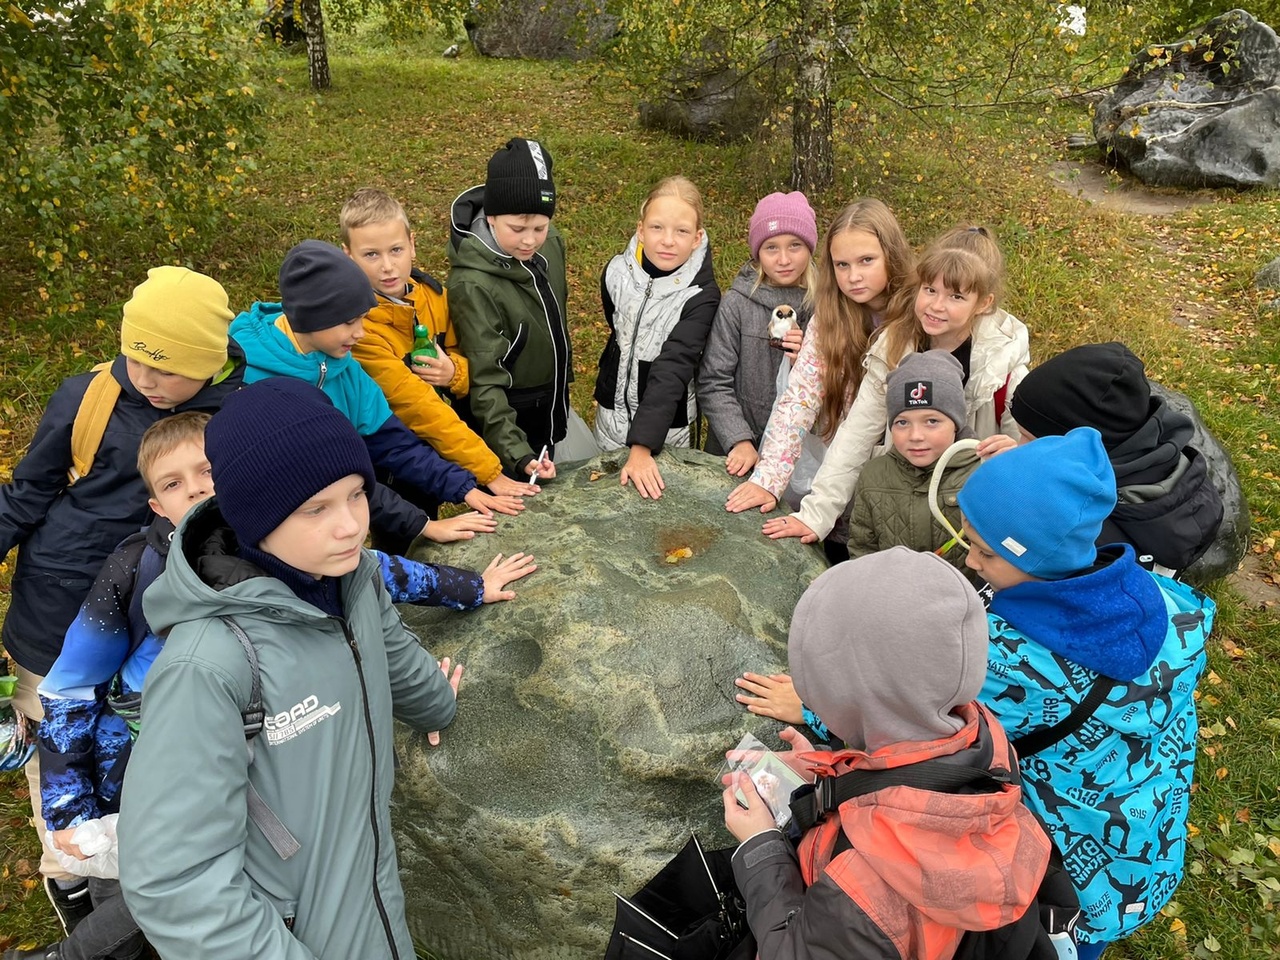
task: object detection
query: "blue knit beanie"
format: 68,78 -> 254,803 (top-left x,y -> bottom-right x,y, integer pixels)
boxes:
206,378 -> 376,548
957,427 -> 1116,579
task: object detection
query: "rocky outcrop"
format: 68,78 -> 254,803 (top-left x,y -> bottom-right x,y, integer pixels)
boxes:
637,32 -> 772,141
392,449 -> 828,960
465,0 -> 618,61
1094,10 -> 1280,188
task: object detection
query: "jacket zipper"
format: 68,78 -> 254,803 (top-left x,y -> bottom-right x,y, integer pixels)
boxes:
316,359 -> 327,389
621,277 -> 654,420
520,256 -> 567,445
341,621 -> 400,960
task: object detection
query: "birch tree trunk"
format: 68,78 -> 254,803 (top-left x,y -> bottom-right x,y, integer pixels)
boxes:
790,31 -> 833,193
299,0 -> 330,91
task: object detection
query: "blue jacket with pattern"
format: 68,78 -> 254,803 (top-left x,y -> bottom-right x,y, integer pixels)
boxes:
37,515 -> 484,832
978,544 -> 1213,945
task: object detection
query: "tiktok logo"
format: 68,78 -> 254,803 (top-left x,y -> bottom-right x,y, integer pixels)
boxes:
905,380 -> 932,407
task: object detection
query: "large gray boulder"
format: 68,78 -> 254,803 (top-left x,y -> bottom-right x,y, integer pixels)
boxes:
392,449 -> 828,960
638,31 -> 772,141
1094,10 -> 1280,188
465,0 -> 618,61
1149,382 -> 1250,583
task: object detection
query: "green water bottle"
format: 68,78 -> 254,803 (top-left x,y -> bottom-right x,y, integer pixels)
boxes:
411,323 -> 438,364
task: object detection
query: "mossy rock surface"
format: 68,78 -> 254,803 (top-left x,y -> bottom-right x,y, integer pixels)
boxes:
393,448 -> 828,960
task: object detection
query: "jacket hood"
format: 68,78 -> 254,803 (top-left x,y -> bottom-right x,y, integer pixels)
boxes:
728,261 -> 813,322
448,185 -> 556,280
988,544 -> 1167,680
144,498 -> 346,637
228,301 -> 363,385
790,547 -> 990,751
1108,395 -> 1194,487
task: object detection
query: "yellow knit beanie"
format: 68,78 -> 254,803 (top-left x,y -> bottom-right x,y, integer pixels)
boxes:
120,266 -> 233,380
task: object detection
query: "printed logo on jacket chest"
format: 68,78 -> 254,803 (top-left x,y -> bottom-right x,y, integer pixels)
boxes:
264,693 -> 342,745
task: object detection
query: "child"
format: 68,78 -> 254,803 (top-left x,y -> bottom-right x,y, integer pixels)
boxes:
958,427 -> 1214,959
339,188 -> 539,502
23,403 -> 533,960
766,225 -> 1029,549
1011,341 -> 1223,576
848,349 -> 1016,571
698,191 -> 816,478
0,265 -> 241,930
230,239 -> 525,523
594,175 -> 721,499
733,351 -> 1014,731
447,137 -> 568,481
725,199 -> 915,563
116,379 -> 485,959
723,547 -> 1051,959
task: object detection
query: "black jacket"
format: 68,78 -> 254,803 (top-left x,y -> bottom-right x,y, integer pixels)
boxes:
1102,397 -> 1223,572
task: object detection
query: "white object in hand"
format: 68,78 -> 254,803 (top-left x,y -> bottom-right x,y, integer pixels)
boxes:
768,305 -> 798,342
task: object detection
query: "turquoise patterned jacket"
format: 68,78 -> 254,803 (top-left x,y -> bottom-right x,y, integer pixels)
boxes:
979,547 -> 1213,944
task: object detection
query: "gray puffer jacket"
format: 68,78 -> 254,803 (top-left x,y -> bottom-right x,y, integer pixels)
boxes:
698,262 -> 813,453
119,499 -> 456,960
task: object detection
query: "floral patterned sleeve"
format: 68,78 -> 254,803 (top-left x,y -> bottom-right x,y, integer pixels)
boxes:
748,319 -> 827,498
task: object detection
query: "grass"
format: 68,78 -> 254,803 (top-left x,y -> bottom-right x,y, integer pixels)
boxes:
2,20 -> 1280,959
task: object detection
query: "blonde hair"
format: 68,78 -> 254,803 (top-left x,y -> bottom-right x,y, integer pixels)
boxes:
813,199 -> 915,442
137,412 -> 212,496
638,176 -> 704,229
750,258 -> 818,307
876,225 -> 1004,370
340,187 -> 412,245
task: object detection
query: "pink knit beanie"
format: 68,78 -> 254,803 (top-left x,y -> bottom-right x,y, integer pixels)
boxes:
748,192 -> 818,260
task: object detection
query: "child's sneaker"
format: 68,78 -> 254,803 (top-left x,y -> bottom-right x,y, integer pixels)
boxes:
42,877 -> 92,935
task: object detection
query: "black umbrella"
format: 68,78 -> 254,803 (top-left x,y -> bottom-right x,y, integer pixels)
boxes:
605,834 -> 756,960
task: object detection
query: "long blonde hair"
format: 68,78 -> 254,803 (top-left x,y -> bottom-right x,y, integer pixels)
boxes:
876,225 -> 1004,370
813,199 -> 915,442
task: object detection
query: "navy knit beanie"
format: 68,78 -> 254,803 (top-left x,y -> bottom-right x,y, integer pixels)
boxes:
1010,342 -> 1150,447
206,378 -> 376,548
485,138 -> 556,218
278,240 -> 377,333
958,427 -> 1117,580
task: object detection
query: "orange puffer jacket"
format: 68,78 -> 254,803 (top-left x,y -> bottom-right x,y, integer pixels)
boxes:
353,271 -> 503,485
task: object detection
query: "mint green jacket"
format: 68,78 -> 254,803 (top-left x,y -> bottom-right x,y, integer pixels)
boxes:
118,499 -> 455,960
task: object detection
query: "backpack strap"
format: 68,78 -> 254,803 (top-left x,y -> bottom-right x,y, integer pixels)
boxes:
217,616 -> 301,861
68,362 -> 120,485
1010,675 -> 1118,758
790,755 -> 1009,834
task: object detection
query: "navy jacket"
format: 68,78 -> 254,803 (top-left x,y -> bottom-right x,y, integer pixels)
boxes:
0,350 -> 244,674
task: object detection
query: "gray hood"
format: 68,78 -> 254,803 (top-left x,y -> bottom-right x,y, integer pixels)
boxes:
789,545 -> 989,751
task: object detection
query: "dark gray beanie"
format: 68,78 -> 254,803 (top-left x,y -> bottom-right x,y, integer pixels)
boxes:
789,547 -> 989,751
485,138 -> 556,218
885,349 -> 968,430
278,240 -> 377,333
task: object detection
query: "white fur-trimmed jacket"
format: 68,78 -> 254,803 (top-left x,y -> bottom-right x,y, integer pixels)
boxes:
795,308 -> 1030,539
